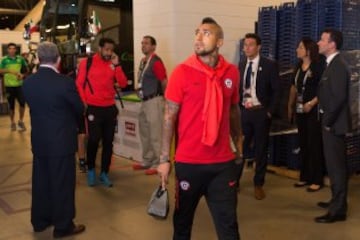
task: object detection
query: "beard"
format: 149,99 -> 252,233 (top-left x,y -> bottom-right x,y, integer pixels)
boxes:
194,44 -> 217,57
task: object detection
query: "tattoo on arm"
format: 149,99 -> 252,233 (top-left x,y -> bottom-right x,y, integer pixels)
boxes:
160,100 -> 180,159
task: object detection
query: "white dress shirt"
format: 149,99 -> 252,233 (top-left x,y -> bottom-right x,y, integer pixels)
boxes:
243,54 -> 261,107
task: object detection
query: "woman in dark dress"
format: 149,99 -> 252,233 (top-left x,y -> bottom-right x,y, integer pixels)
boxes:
288,37 -> 326,192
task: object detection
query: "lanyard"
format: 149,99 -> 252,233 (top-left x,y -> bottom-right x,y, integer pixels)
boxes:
138,53 -> 154,88
294,67 -> 311,95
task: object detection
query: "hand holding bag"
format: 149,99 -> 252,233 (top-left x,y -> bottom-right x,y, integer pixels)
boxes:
147,186 -> 169,219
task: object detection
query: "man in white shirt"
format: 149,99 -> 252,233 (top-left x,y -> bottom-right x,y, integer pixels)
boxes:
237,33 -> 280,200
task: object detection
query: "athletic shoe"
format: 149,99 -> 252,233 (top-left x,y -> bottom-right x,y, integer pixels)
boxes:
18,121 -> 26,131
145,168 -> 158,175
99,172 -> 113,187
132,163 -> 148,170
87,169 -> 96,186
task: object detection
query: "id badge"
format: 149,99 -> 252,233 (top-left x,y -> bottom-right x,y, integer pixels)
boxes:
138,89 -> 144,99
296,95 -> 304,113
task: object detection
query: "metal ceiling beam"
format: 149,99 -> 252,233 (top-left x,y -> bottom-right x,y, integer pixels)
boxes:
0,8 -> 28,15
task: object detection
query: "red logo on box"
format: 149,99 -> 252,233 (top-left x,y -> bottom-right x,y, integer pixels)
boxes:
125,121 -> 136,136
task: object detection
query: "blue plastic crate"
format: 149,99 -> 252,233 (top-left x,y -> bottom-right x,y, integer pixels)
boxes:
296,0 -> 320,42
268,132 -> 301,170
258,6 -> 278,59
277,2 -> 297,71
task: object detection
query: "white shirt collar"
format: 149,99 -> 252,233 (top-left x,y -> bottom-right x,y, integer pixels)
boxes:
326,51 -> 339,66
39,64 -> 59,73
247,54 -> 260,66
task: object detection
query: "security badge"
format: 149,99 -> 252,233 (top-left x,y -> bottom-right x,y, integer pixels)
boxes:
296,95 -> 304,113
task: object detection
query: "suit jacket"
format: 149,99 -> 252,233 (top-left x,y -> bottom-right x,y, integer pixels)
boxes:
23,67 -> 84,157
318,54 -> 351,135
239,56 -> 280,115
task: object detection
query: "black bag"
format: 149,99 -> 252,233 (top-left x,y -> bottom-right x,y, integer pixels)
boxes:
147,186 -> 169,219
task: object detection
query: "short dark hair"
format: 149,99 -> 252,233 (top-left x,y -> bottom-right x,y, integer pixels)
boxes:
99,37 -> 115,47
300,37 -> 319,62
322,28 -> 343,50
143,35 -> 156,46
7,43 -> 17,48
201,17 -> 224,39
245,33 -> 261,45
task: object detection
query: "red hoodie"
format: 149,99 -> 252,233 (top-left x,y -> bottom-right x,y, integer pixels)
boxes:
76,53 -> 127,107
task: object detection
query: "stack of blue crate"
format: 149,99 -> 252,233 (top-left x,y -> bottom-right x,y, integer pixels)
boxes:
257,6 -> 277,60
295,0 -> 320,43
318,0 -> 342,34
277,2 -> 297,72
268,131 -> 301,170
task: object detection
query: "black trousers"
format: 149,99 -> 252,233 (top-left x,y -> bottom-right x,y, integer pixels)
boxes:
31,154 -> 75,231
238,108 -> 271,186
322,129 -> 348,216
86,105 -> 118,173
173,161 -> 240,240
297,109 -> 325,185
5,86 -> 25,110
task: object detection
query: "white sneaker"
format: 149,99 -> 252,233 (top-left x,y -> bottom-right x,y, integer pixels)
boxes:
11,122 -> 16,131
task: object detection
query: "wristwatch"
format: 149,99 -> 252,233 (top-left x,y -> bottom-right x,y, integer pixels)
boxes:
159,155 -> 170,163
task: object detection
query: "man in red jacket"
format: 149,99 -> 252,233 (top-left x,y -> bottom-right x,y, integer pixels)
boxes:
76,38 -> 127,187
157,17 -> 242,239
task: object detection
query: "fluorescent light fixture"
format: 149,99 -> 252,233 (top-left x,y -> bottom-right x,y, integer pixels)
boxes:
57,24 -> 70,30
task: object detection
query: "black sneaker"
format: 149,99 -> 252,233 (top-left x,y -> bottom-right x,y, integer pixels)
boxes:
79,160 -> 87,173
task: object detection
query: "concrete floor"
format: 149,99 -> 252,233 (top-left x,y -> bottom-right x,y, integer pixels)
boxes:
1,113 -> 360,240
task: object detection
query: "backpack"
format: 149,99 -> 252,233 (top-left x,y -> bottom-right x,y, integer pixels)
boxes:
82,56 -> 124,108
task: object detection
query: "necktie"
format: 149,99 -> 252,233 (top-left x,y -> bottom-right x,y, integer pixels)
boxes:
245,61 -> 253,89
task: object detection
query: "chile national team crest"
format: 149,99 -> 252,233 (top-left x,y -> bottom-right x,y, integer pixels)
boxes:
179,180 -> 190,191
224,78 -> 233,89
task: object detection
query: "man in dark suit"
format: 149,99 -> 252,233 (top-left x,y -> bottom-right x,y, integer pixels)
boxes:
237,33 -> 279,200
23,42 -> 86,238
315,29 -> 351,223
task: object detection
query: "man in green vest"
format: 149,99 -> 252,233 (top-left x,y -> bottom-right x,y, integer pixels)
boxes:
0,43 -> 28,131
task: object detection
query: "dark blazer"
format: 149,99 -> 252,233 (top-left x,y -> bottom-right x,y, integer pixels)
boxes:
23,67 -> 84,157
239,56 -> 280,115
318,54 -> 351,135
